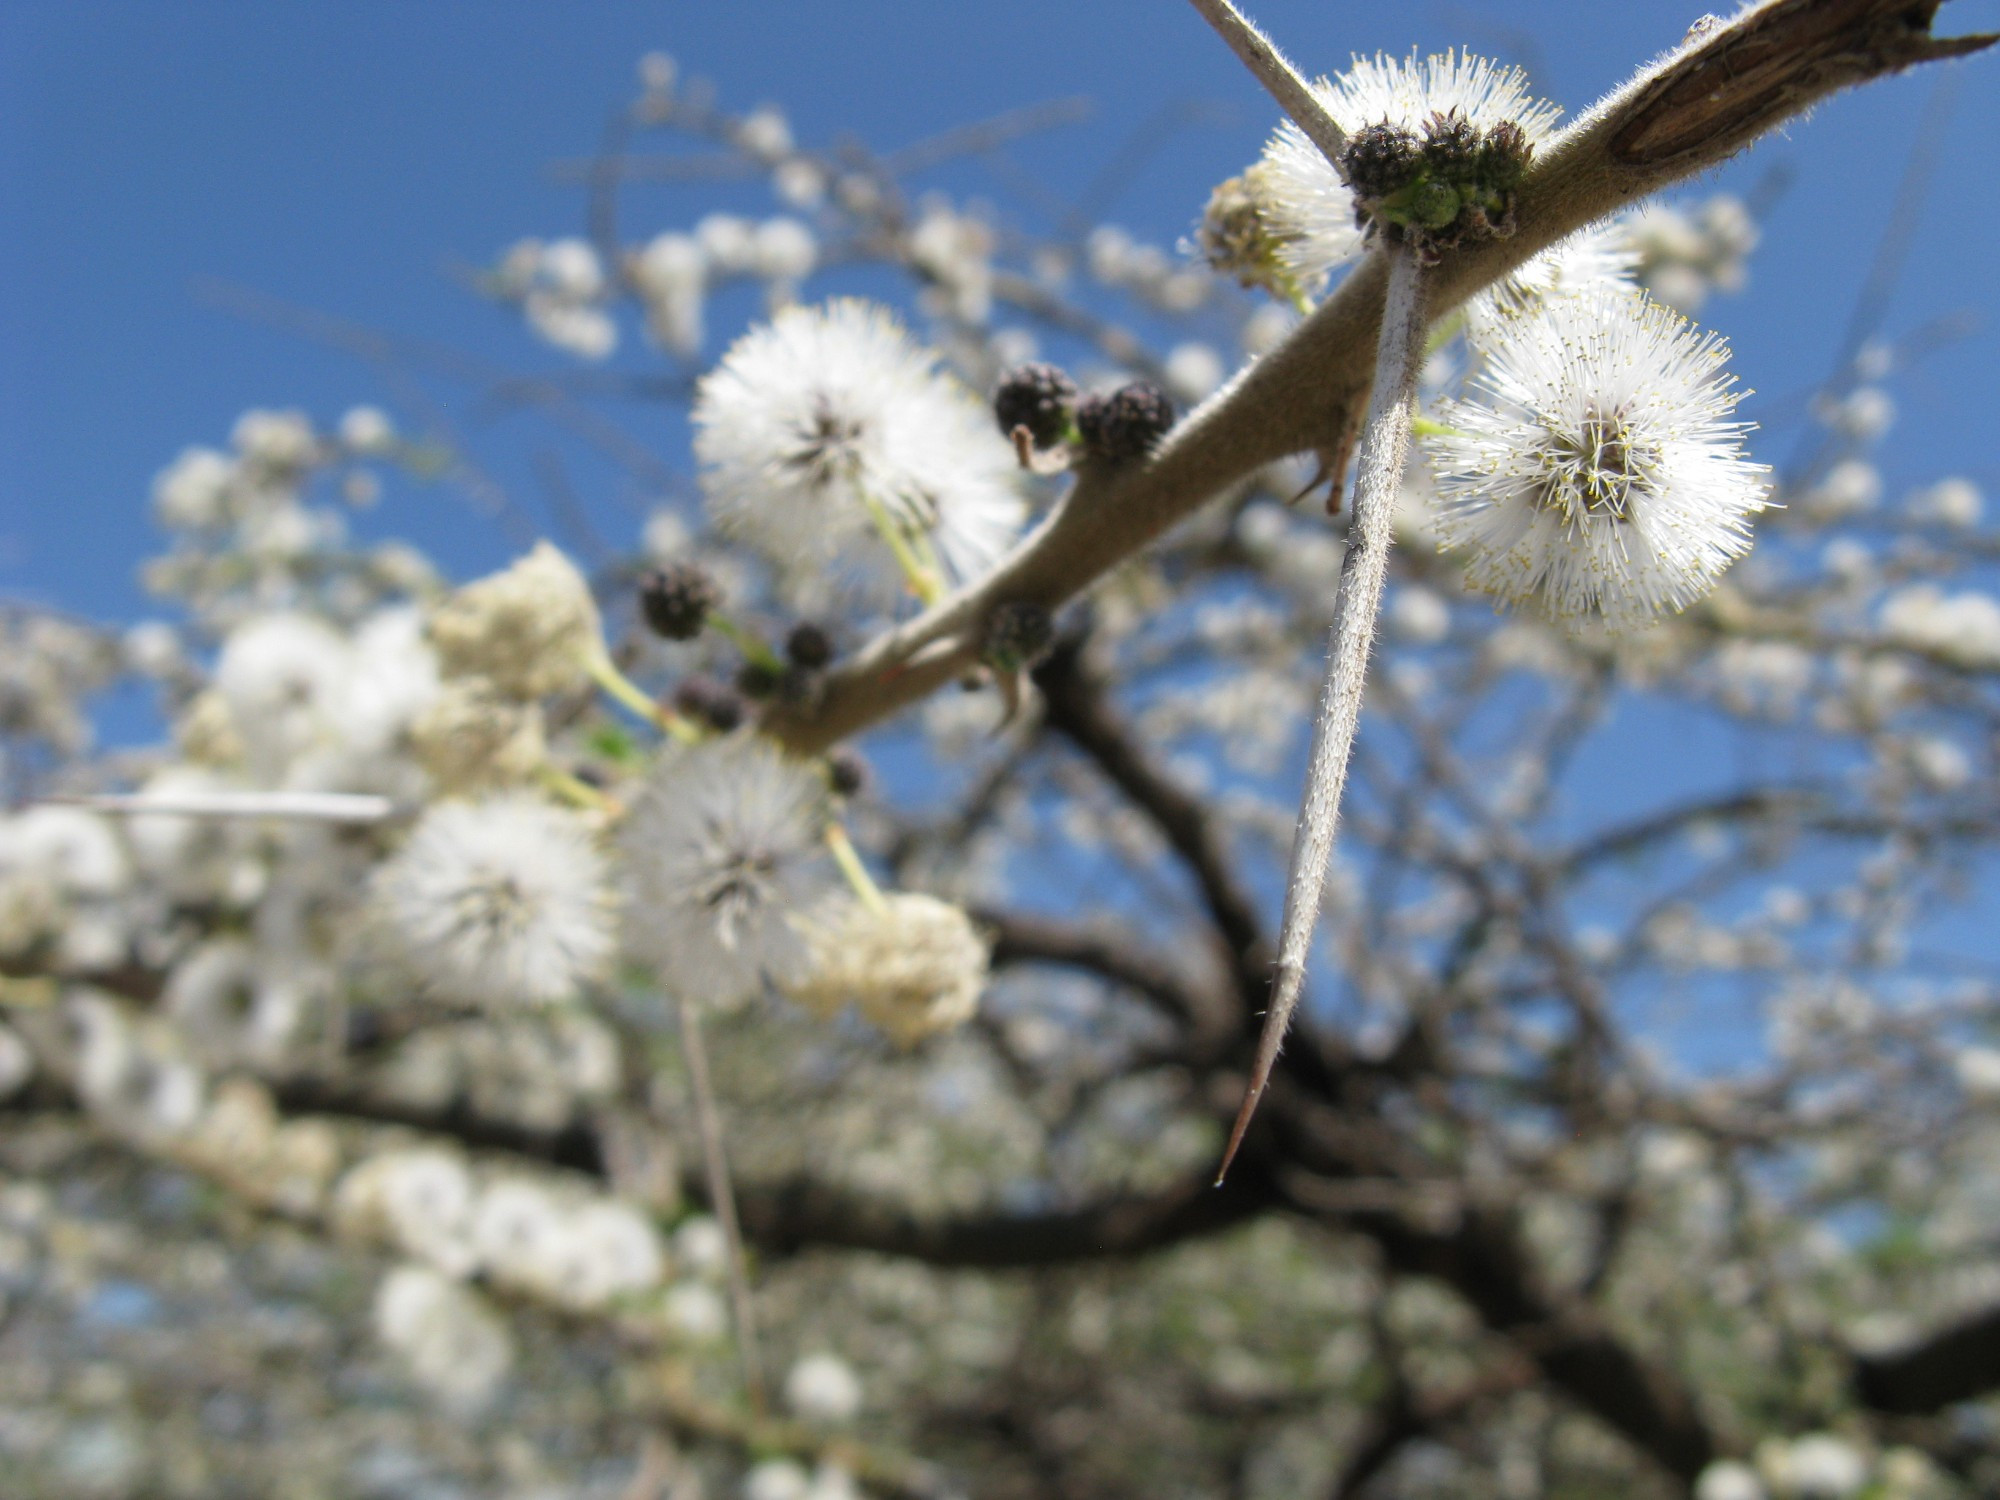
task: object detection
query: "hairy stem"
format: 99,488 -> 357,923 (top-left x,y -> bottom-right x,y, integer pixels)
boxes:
675,990 -> 767,1412
1218,245 -> 1428,1183
1185,0 -> 1347,166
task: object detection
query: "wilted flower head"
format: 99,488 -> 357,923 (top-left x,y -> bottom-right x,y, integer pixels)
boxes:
784,892 -> 987,1046
1429,287 -> 1768,628
408,679 -> 548,795
621,735 -> 829,1007
692,299 -> 1025,607
371,795 -> 616,1008
427,542 -> 603,700
1257,50 -> 1562,288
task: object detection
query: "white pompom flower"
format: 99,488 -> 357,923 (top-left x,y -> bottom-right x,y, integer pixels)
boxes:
373,1263 -> 514,1413
620,735 -> 829,1008
1428,287 -> 1769,629
1259,50 -> 1563,292
692,298 -> 1025,608
783,1352 -> 864,1425
1463,220 -> 1639,351
371,795 -> 617,1008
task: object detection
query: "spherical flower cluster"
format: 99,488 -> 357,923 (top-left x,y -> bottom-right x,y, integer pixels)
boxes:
338,1146 -> 668,1315
497,237 -> 618,361
407,679 -> 548,795
427,542 -> 604,700
1879,585 -> 2000,669
370,795 -> 617,1008
782,1352 -> 864,1425
692,299 -> 1025,608
373,1263 -> 514,1412
1463,221 -> 1640,350
620,735 -> 830,1007
163,938 -> 322,1067
1428,287 -> 1769,628
784,892 -> 988,1046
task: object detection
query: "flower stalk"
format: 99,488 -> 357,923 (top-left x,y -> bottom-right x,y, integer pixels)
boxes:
587,652 -> 700,743
825,821 -> 889,915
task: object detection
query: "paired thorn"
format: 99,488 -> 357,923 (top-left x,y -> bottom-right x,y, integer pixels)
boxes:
1216,248 -> 1431,1186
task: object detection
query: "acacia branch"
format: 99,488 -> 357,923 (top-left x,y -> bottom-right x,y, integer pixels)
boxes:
978,904 -> 1230,1035
1855,1303 -> 2000,1414
1330,1358 -> 1536,1500
760,0 -> 1991,758
1352,1204 -> 1719,1484
1186,0 -> 1348,166
730,1156 -> 1283,1267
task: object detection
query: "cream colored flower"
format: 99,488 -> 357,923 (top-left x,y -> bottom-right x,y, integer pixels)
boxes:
785,892 -> 988,1046
409,678 -> 548,794
427,542 -> 603,700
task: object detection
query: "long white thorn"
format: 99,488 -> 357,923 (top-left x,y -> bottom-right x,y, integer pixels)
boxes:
1185,0 -> 1348,169
1217,246 -> 1429,1183
48,790 -> 399,823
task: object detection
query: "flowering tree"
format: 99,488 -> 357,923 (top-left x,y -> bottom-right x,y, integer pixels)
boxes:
3,3 -> 2000,1497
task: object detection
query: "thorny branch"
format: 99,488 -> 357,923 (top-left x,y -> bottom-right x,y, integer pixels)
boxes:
761,0 -> 1994,758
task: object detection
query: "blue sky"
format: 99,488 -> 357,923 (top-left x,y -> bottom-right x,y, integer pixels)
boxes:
2,0 -> 1996,627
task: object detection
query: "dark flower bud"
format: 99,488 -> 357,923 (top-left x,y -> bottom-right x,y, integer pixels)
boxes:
1475,120 -> 1533,193
993,363 -> 1079,449
826,747 -> 870,798
638,562 -> 721,641
1339,121 -> 1424,203
672,673 -> 746,732
1420,110 -> 1483,176
980,601 -> 1055,673
775,665 -> 819,707
1075,382 -> 1175,464
785,621 -> 835,670
735,659 -> 783,700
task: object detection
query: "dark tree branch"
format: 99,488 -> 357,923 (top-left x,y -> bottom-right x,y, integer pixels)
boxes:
1032,636 -> 1270,1000
1330,1358 -> 1536,1500
1353,1206 -> 1718,1485
1855,1303 -> 2000,1415
730,1155 -> 1284,1268
977,904 -> 1230,1035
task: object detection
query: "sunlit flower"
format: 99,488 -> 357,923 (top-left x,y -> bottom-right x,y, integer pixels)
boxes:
214,611 -> 352,780
1429,287 -> 1768,627
408,678 -> 548,794
162,938 -> 321,1066
371,795 -> 616,1008
692,299 -> 1025,607
1258,50 -> 1562,290
1464,220 -> 1639,349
